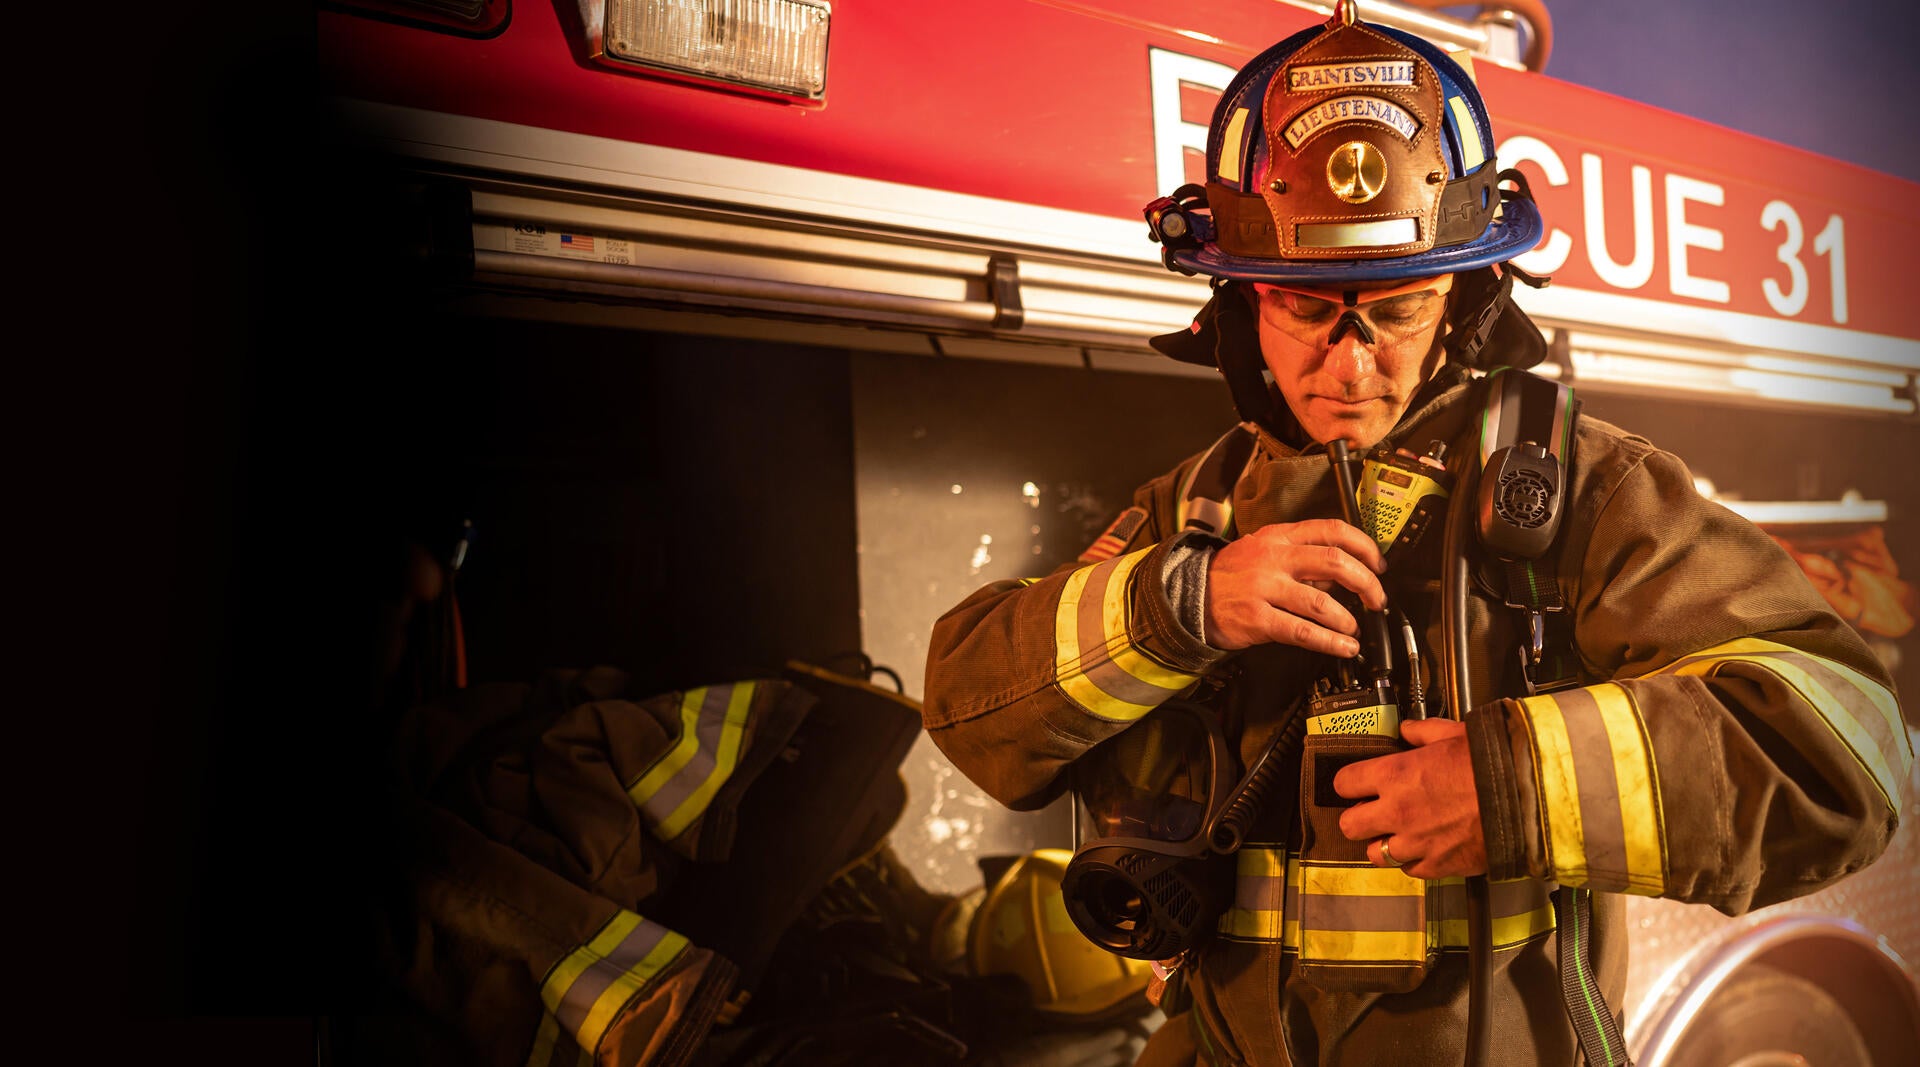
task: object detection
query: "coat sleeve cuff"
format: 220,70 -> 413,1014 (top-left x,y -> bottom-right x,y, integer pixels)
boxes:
1132,535 -> 1231,675
1466,699 -> 1534,882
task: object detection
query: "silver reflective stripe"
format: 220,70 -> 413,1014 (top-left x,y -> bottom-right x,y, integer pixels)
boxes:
1659,640 -> 1907,811
1073,555 -> 1192,708
1301,892 -> 1424,930
637,686 -> 734,824
628,682 -> 758,840
1296,218 -> 1419,248
555,918 -> 673,1038
1055,548 -> 1198,722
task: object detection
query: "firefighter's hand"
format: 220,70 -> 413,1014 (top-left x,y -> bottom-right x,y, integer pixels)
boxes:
1332,718 -> 1487,879
1204,519 -> 1386,655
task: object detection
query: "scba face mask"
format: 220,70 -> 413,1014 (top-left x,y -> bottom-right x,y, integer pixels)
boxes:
1060,700 -> 1238,961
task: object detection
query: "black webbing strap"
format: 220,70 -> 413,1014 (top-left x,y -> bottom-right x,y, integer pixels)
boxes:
1480,369 -> 1582,693
1500,556 -> 1564,612
1555,887 -> 1632,1067
1478,368 -> 1578,499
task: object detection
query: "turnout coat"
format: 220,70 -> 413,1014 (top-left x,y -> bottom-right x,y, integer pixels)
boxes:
922,372 -> 1908,1066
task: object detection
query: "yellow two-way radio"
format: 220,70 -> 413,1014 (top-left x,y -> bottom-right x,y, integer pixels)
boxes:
1356,441 -> 1451,567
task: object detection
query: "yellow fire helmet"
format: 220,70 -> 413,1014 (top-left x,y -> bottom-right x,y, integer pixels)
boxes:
941,848 -> 1155,1023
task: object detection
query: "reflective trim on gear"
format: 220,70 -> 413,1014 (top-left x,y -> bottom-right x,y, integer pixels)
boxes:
1220,847 -> 1294,942
1657,637 -> 1910,813
1513,683 -> 1668,895
1298,862 -> 1426,966
538,910 -> 690,1057
1217,848 -> 1555,951
626,682 -> 757,840
1054,548 -> 1201,721
1427,876 -> 1557,950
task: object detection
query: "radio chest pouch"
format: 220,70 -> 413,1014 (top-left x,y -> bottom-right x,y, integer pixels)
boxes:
1294,687 -> 1432,993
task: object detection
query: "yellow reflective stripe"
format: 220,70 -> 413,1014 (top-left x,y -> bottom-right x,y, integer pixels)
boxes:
1491,901 -> 1556,946
1593,685 -> 1665,893
1296,862 -> 1426,962
1054,548 -> 1199,721
654,683 -> 754,838
1426,904 -> 1557,949
1223,857 -> 1554,951
1054,564 -> 1129,717
1102,550 -> 1199,690
1676,638 -> 1904,745
1217,107 -> 1250,181
577,931 -> 688,1052
1220,906 -> 1288,940
628,690 -> 704,807
540,911 -> 690,1055
1425,877 -> 1557,949
1516,692 -> 1589,883
1515,685 -> 1665,894
1298,863 -> 1423,897
541,911 -> 641,1018
1448,96 -> 1485,170
1237,847 -> 1287,879
1660,637 -> 1907,811
1220,847 -> 1292,941
1299,929 -> 1426,962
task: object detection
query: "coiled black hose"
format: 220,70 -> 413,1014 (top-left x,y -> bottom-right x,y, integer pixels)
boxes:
1207,703 -> 1307,854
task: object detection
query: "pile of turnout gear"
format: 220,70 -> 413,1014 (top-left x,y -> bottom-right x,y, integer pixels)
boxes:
354,657 -> 1159,1066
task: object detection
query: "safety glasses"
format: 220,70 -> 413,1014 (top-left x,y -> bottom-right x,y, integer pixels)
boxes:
1251,275 -> 1454,349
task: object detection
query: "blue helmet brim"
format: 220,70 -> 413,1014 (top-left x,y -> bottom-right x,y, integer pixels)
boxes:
1174,196 -> 1544,285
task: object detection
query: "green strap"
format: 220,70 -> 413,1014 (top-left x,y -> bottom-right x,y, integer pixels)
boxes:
1555,887 -> 1631,1066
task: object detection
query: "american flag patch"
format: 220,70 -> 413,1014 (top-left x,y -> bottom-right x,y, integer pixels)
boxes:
1079,506 -> 1148,563
560,233 -> 595,252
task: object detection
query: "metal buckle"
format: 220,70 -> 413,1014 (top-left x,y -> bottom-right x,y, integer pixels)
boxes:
1518,609 -> 1580,696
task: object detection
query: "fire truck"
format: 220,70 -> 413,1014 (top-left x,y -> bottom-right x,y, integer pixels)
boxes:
316,2 -> 1920,1063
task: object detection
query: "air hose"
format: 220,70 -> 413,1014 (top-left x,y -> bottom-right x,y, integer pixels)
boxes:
1441,422 -> 1494,1067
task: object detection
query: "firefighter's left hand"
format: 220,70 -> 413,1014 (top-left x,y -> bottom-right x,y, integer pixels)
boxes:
1332,718 -> 1487,879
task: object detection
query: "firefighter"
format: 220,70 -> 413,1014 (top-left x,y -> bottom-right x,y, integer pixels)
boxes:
921,4 -> 1908,1065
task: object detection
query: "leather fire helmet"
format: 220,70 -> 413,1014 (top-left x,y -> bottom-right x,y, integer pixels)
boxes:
1144,0 -> 1543,286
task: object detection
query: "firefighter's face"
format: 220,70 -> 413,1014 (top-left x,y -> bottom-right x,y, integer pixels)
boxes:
1248,275 -> 1452,450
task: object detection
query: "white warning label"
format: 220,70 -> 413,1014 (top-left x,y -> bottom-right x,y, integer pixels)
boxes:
506,222 -> 635,265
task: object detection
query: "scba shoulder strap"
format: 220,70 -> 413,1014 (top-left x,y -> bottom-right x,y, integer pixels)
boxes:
1176,423 -> 1261,539
1475,370 -> 1631,1067
1476,367 -> 1582,695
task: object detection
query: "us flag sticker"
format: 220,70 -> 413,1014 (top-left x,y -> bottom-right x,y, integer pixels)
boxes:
1079,506 -> 1148,563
